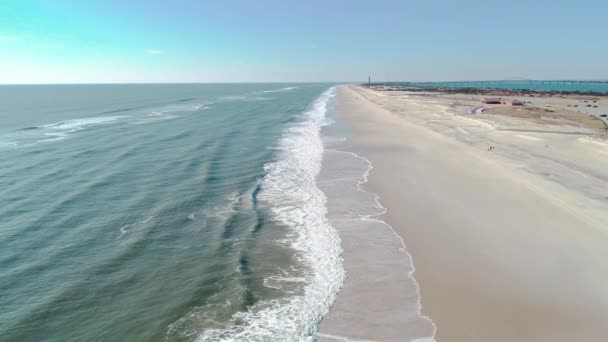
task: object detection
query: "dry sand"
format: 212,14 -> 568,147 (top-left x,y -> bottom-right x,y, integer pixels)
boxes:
331,85 -> 608,341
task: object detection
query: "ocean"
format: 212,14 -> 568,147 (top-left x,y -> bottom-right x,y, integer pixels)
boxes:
0,83 -> 345,341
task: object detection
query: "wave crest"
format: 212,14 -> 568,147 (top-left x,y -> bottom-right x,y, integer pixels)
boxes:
185,87 -> 343,341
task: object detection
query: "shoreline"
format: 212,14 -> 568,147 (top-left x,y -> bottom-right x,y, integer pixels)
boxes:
330,85 -> 608,341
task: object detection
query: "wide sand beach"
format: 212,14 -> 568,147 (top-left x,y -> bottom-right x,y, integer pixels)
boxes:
321,85 -> 608,341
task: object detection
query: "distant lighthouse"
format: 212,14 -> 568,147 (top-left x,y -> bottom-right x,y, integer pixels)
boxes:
368,76 -> 371,87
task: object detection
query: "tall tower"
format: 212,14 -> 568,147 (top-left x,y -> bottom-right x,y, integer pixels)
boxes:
368,76 -> 371,87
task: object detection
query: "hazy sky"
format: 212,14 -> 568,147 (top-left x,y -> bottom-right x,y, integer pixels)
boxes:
1,0 -> 607,83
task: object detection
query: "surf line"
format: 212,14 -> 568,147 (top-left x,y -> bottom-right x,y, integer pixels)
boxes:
324,147 -> 438,341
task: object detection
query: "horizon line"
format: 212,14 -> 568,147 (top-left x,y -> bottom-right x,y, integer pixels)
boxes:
1,78 -> 607,86
0,81 -> 347,86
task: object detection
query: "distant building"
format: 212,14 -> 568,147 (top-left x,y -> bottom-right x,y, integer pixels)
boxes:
504,99 -> 523,106
481,97 -> 501,104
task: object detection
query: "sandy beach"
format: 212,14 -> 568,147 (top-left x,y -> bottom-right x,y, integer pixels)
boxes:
323,85 -> 608,341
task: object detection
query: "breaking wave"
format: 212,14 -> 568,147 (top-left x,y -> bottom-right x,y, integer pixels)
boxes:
190,87 -> 343,341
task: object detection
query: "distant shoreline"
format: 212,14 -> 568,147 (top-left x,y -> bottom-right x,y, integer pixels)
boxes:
364,83 -> 608,97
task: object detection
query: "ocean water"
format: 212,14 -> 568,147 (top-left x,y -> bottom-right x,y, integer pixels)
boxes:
384,80 -> 608,93
0,84 -> 344,341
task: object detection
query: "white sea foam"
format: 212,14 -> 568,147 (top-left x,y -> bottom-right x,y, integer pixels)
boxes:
262,87 -> 298,93
191,192 -> 241,221
118,216 -> 153,239
194,103 -> 212,111
132,101 -> 211,124
119,224 -> 129,238
42,116 -> 127,130
218,95 -> 274,102
9,98 -> 214,146
134,111 -> 179,123
37,136 -> 67,143
15,116 -> 129,145
263,274 -> 307,293
141,216 -> 153,224
206,192 -> 240,219
187,87 -> 343,341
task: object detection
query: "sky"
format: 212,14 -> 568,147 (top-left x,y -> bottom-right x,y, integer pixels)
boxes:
1,0 -> 607,83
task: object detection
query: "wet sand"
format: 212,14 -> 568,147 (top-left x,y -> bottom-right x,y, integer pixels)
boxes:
315,149 -> 435,342
330,85 -> 608,341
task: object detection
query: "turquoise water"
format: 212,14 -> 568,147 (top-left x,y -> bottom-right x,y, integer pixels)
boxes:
384,80 -> 608,93
0,84 -> 341,341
